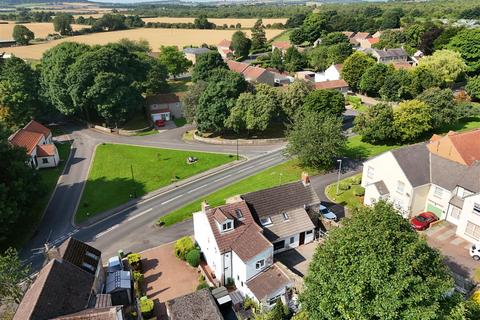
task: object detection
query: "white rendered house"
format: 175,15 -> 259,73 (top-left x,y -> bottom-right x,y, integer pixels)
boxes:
314,64 -> 342,83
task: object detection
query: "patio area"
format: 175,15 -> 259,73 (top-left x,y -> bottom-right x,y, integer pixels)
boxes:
141,242 -> 200,319
275,241 -> 320,277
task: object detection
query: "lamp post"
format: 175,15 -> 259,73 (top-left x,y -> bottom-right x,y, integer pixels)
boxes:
335,159 -> 343,196
130,164 -> 137,198
236,139 -> 239,161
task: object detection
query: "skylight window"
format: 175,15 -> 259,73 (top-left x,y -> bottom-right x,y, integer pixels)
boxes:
282,212 -> 289,221
260,217 -> 272,226
85,251 -> 99,261
235,208 -> 243,219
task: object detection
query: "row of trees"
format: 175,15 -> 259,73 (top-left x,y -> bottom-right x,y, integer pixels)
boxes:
354,88 -> 464,144
227,19 -> 269,59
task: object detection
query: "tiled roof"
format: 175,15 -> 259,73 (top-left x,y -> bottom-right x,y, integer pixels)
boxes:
218,39 -> 232,48
53,306 -> 123,320
314,79 -> 349,90
9,130 -> 43,154
368,48 -> 408,58
24,120 -> 51,137
205,201 -> 272,262
353,32 -> 370,39
428,129 -> 480,166
242,65 -> 269,81
146,93 -> 183,105
246,263 -> 292,301
227,60 -> 249,73
391,143 -> 430,188
262,208 -> 315,242
242,181 -> 320,219
333,64 -> 343,72
367,37 -> 380,44
36,144 -> 57,157
166,289 -> 223,320
392,62 -> 412,70
272,41 -> 291,49
57,237 -> 101,275
342,31 -> 355,38
14,259 -> 94,320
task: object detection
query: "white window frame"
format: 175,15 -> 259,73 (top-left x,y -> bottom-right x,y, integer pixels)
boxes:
466,221 -> 480,240
473,203 -> 480,216
255,259 -> 265,270
367,166 -> 374,179
260,217 -> 272,226
396,181 -> 405,194
450,206 -> 461,220
282,212 -> 289,221
433,186 -> 443,198
222,221 -> 233,231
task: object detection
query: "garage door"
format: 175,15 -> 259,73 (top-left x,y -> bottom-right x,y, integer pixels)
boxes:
427,203 -> 444,219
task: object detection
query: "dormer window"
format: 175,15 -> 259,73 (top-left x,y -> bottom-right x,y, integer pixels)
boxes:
260,217 -> 272,226
235,208 -> 243,219
282,212 -> 289,221
222,220 -> 233,232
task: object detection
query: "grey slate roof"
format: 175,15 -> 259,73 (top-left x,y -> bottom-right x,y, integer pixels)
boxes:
368,48 -> 408,58
183,47 -> 211,55
391,143 -> 430,187
166,289 -> 224,320
242,181 -> 320,219
262,208 -> 315,242
373,180 -> 389,195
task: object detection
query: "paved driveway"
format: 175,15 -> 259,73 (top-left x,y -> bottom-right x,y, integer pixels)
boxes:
141,242 -> 200,319
423,222 -> 478,279
275,241 -> 320,277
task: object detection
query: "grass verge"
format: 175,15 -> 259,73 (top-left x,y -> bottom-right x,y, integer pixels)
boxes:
2,142 -> 71,250
325,173 -> 364,211
157,160 -> 320,227
76,144 -> 236,222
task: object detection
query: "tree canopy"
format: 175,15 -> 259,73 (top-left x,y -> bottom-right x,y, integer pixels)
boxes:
341,51 -> 376,91
354,103 -> 396,144
393,99 -> 432,142
302,201 -> 459,320
0,247 -> 30,304
302,89 -> 345,118
447,29 -> 480,75
251,19 -> 267,50
53,13 -> 73,35
191,51 -> 227,82
417,49 -> 467,84
231,30 -> 251,59
157,45 -> 192,78
12,25 -> 34,45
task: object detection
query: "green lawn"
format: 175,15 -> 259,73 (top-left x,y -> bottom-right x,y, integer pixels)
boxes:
270,30 -> 291,42
3,142 -> 72,250
76,144 -> 236,222
325,173 -> 364,212
157,160 -> 320,227
168,79 -> 191,93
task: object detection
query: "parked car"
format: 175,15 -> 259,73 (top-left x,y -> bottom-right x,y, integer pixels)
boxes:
155,119 -> 165,127
470,243 -> 480,261
410,211 -> 438,231
320,205 -> 338,221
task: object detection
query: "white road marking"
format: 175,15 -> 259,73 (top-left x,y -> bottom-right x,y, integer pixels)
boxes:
214,174 -> 232,182
95,224 -> 120,239
126,208 -> 153,222
161,194 -> 183,205
236,165 -> 255,173
256,158 -> 276,166
187,184 -> 209,194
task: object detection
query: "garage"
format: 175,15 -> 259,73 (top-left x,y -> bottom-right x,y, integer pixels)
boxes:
427,203 -> 444,219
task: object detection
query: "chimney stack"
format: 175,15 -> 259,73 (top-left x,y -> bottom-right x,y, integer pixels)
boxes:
201,200 -> 210,213
301,172 -> 310,186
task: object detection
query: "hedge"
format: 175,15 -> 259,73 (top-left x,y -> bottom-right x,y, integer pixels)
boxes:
186,249 -> 201,267
175,236 -> 195,260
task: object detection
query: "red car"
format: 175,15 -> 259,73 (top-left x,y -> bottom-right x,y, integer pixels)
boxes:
410,211 -> 438,231
155,119 -> 165,127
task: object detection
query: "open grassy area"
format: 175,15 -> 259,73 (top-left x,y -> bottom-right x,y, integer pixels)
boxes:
325,173 -> 364,211
76,144 -> 236,222
270,29 -> 291,42
3,142 -> 71,250
157,160 -> 320,227
168,79 -> 191,93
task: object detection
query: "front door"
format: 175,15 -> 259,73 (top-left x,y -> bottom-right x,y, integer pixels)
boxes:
223,252 -> 232,284
299,232 -> 305,245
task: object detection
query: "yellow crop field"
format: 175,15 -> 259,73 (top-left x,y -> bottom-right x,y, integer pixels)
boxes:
0,23 -> 88,39
141,17 -> 287,28
3,28 -> 283,60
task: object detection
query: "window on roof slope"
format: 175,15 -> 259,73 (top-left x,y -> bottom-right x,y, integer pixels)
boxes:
260,217 -> 272,226
282,212 -> 289,221
222,221 -> 233,231
235,208 -> 243,219
81,262 -> 95,272
255,259 -> 265,270
85,251 -> 99,261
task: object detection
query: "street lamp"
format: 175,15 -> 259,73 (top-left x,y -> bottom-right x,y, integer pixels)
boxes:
130,164 -> 137,198
335,159 -> 343,196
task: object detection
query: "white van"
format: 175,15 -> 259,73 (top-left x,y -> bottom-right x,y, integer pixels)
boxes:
469,243 -> 480,261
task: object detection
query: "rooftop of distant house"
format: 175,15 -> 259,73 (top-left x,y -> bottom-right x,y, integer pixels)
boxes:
183,47 -> 211,55
146,92 -> 184,105
218,39 -> 232,48
429,129 -> 480,166
166,289 -> 224,320
314,79 -> 349,90
271,41 -> 291,49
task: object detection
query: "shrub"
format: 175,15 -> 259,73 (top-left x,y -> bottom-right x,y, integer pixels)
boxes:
243,296 -> 258,310
353,186 -> 365,196
127,253 -> 142,272
175,236 -> 195,260
198,274 -> 205,282
339,182 -> 350,191
186,249 -> 201,267
197,281 -> 209,290
350,176 -> 362,185
139,296 -> 154,318
133,271 -> 144,284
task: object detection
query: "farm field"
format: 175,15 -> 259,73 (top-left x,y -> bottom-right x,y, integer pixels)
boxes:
142,17 -> 287,27
0,22 -> 88,39
3,27 -> 284,60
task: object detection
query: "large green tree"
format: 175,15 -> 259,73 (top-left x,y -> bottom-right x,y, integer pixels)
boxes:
302,89 -> 345,118
447,29 -> 480,75
410,66 -> 444,96
341,51 -> 376,92
251,19 -> 267,51
196,69 -> 247,133
280,80 -> 313,122
0,57 -> 40,130
0,136 -> 42,244
40,42 -> 91,116
12,25 -> 34,45
466,75 -> 480,101
0,247 -> 30,304
284,46 -> 306,72
53,13 -> 73,35
181,80 -> 207,123
191,51 -> 227,82
302,201 -> 458,320
157,45 -> 192,78
417,87 -> 458,130
231,31 -> 251,59
393,99 -> 432,142
286,111 -> 345,169
417,49 -> 467,84
359,63 -> 391,97
307,45 -> 329,72
379,69 -> 413,101
354,103 -> 396,144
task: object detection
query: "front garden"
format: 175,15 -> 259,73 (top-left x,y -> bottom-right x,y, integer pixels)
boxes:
325,174 -> 365,212
76,144 -> 236,222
